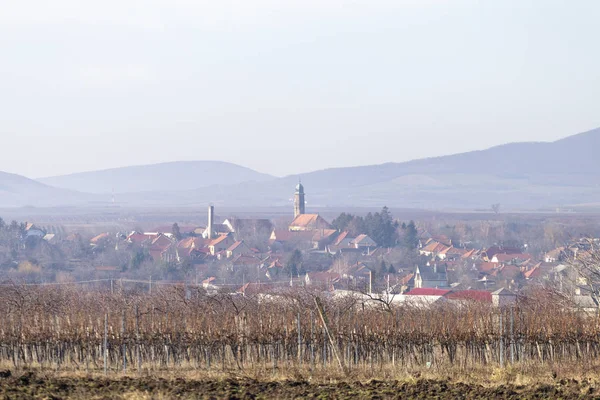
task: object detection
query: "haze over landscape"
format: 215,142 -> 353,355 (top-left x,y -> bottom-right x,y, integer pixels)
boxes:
0,126 -> 597,210
5,2 -> 600,398
2,0 -> 600,182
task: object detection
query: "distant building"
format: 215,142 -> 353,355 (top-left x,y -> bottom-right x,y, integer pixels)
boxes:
294,182 -> 306,218
208,234 -> 235,256
289,214 -> 331,231
226,240 -> 253,258
413,264 -> 449,289
25,223 -> 45,238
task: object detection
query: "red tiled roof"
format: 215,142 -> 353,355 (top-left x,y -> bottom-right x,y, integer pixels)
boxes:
289,214 -> 331,229
404,288 -> 451,296
477,262 -> 500,273
350,234 -> 377,246
497,264 -> 521,279
128,232 -> 159,244
90,232 -> 110,243
422,241 -> 441,252
208,234 -> 230,247
446,247 -> 468,256
333,231 -> 350,246
227,241 -> 244,252
399,273 -> 414,285
312,229 -> 338,241
151,235 -> 173,250
524,266 -> 541,279
462,249 -> 477,259
177,237 -> 208,249
431,234 -> 451,246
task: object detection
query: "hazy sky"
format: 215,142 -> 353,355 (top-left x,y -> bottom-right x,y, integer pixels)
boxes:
1,0 -> 599,178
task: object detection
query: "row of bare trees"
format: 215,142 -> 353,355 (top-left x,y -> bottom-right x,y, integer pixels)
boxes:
0,284 -> 599,375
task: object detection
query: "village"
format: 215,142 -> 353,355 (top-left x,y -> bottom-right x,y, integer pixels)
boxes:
1,182 -> 596,313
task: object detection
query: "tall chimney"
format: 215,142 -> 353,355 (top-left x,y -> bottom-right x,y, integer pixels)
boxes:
207,205 -> 214,240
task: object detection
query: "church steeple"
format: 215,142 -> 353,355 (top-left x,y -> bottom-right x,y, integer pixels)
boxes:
294,180 -> 305,218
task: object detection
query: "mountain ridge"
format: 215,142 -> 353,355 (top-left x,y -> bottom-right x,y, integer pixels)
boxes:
38,160 -> 276,194
2,127 -> 599,209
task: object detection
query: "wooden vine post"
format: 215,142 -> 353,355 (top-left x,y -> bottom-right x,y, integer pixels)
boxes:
314,296 -> 349,376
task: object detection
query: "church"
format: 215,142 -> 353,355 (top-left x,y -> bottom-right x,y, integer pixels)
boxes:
288,182 -> 331,231
269,183 -> 337,250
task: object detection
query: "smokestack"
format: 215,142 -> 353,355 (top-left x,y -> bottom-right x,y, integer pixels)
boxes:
207,205 -> 214,240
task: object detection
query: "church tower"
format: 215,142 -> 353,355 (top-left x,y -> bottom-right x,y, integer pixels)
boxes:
294,181 -> 305,218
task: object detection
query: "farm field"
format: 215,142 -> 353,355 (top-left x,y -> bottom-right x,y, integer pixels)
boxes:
0,371 -> 598,399
3,285 -> 600,398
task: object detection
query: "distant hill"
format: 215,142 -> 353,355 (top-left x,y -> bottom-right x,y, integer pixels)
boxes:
0,171 -> 93,208
13,127 -> 600,210
38,161 -> 276,194
115,127 -> 600,210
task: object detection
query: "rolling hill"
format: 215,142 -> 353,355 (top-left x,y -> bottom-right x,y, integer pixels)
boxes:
38,161 -> 276,194
0,171 -> 94,208
11,126 -> 600,210
115,127 -> 600,210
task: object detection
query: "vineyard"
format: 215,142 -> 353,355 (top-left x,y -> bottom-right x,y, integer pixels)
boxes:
0,284 -> 599,377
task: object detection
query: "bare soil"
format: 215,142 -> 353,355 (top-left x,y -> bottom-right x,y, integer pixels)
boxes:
0,370 -> 598,399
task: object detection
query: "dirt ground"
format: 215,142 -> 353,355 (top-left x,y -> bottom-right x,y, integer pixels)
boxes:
0,370 -> 598,399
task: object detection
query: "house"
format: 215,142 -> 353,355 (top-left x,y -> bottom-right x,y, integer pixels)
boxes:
201,277 -> 220,295
419,240 -> 452,260
491,253 -> 532,264
305,271 -> 342,289
491,288 -> 517,307
288,214 -> 331,231
150,234 -> 173,250
270,230 -> 315,248
226,241 -> 253,258
413,264 -> 449,289
332,231 -> 352,247
544,247 -> 566,263
346,262 -> 374,281
177,237 -> 208,250
481,246 -> 523,262
127,231 -> 161,246
43,233 -> 57,244
148,239 -> 178,263
24,223 -> 45,238
270,229 -> 337,250
208,234 -> 235,256
476,262 -> 500,276
431,235 -> 452,246
524,265 -> 542,280
90,232 -> 111,247
201,224 -> 233,239
350,234 -> 377,250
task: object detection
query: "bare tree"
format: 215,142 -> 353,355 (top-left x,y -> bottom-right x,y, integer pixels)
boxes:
565,238 -> 600,316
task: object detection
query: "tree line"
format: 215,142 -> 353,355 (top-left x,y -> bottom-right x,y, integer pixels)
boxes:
331,207 -> 418,250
